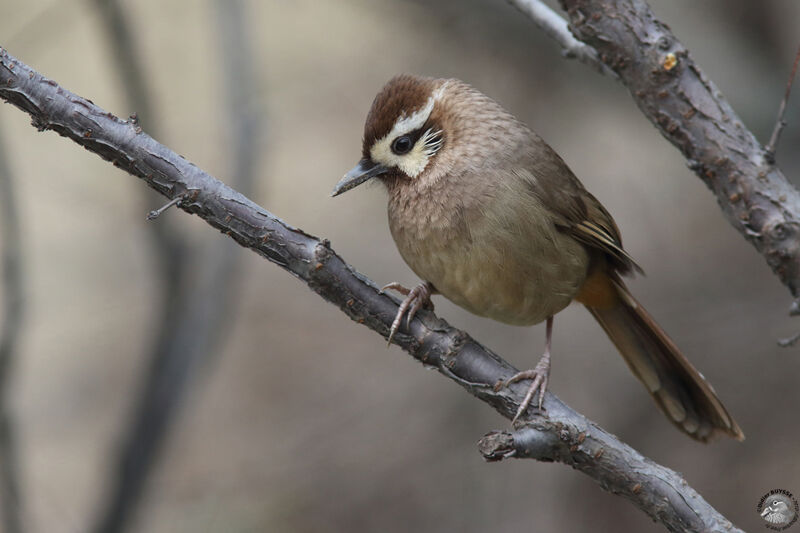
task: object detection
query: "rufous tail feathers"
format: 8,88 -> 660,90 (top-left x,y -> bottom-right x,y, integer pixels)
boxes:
582,276 -> 743,442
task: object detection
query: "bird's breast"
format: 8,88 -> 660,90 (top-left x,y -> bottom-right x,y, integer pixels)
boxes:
388,183 -> 590,326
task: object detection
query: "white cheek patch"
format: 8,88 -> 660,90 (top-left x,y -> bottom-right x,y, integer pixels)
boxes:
370,88 -> 445,178
371,131 -> 437,178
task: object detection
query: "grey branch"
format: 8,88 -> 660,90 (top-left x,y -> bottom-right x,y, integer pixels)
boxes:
478,426 -> 741,533
544,0 -> 800,305
0,47 -> 743,533
506,0 -> 615,77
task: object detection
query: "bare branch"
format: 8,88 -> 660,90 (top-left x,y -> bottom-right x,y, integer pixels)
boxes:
477,427 -> 741,533
506,0 -> 616,77
548,0 -> 800,302
0,124 -> 25,533
765,45 -> 800,163
0,46 -> 743,533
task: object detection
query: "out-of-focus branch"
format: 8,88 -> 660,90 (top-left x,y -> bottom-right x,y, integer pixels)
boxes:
0,125 -> 25,533
90,2 -> 261,532
505,0 -> 615,77
525,0 -> 800,305
0,47 -> 743,533
91,2 -> 189,531
92,0 -> 187,309
765,45 -> 800,163
93,0 -> 155,127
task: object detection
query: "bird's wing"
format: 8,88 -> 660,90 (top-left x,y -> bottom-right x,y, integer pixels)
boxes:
572,194 -> 643,275
513,133 -> 642,275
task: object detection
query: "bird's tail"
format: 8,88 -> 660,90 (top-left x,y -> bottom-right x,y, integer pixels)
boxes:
583,277 -> 743,442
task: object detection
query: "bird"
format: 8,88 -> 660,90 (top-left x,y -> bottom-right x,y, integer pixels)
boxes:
761,496 -> 795,525
331,74 -> 743,442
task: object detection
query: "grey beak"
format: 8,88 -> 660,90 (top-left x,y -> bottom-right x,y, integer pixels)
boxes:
331,159 -> 389,197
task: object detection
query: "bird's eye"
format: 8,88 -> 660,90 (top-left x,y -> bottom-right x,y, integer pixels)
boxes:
391,135 -> 413,155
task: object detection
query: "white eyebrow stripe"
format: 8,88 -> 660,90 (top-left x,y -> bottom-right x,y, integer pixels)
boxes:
380,80 -> 448,143
389,96 -> 434,139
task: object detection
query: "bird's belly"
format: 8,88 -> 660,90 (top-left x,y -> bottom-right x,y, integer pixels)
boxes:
393,223 -> 589,326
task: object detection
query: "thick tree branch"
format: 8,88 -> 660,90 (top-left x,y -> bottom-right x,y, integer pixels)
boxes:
512,0 -> 800,304
0,47 -> 743,533
541,0 -> 800,303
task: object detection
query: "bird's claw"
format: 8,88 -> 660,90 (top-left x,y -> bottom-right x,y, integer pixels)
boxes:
382,281 -> 434,344
380,282 -> 411,296
494,354 -> 551,424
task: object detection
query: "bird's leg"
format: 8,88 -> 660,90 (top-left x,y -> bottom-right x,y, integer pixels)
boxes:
494,316 -> 553,424
380,281 -> 435,344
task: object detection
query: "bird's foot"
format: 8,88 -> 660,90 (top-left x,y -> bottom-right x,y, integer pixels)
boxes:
381,281 -> 434,344
494,351 -> 551,424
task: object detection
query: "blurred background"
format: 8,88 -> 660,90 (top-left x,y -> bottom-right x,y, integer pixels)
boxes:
1,0 -> 799,531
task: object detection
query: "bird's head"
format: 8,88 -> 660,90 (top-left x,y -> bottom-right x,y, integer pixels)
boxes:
762,497 -> 794,523
331,74 -> 450,196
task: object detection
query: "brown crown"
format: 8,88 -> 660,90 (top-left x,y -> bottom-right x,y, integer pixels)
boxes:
362,74 -> 438,158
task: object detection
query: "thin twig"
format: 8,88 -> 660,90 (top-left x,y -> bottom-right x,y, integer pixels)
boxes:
777,331 -> 800,348
0,123 -> 25,533
146,195 -> 183,220
506,0 -> 616,77
765,45 -> 800,164
0,47 -> 744,532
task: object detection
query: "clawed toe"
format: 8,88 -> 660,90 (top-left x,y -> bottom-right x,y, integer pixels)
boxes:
383,281 -> 435,344
495,346 -> 552,424
380,282 -> 410,296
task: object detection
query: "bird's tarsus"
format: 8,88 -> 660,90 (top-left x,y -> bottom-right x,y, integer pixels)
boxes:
494,316 -> 553,424
495,352 -> 551,424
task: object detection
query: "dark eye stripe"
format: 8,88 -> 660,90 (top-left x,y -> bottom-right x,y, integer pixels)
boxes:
389,125 -> 436,156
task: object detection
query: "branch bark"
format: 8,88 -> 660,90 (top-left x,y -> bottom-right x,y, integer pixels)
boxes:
0,47 -> 744,533
545,0 -> 800,303
478,426 -> 739,532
